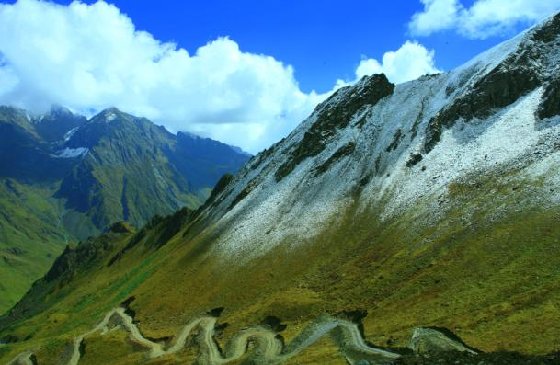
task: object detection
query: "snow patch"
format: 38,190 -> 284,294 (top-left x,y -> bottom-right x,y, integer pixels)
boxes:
106,112 -> 117,122
63,127 -> 79,142
51,147 -> 88,158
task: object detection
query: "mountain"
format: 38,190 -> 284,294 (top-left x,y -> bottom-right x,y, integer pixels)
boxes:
0,107 -> 250,314
0,106 -> 79,182
53,107 -> 249,239
33,106 -> 88,144
2,13 -> 560,365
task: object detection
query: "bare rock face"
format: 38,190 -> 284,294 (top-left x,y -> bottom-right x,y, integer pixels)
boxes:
408,327 -> 478,355
539,76 -> 560,119
275,74 -> 394,181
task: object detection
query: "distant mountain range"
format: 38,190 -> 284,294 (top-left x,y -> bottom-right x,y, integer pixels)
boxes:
0,106 -> 250,312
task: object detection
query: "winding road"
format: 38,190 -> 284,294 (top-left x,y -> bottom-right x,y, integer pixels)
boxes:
8,307 -> 401,365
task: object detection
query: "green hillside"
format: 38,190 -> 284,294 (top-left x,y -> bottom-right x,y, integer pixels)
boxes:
0,180 -> 67,314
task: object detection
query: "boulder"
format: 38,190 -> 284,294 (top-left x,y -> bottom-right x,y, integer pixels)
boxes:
409,327 -> 478,355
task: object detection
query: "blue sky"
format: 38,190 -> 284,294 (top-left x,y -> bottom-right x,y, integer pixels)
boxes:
42,0 -> 503,93
0,0 -> 559,152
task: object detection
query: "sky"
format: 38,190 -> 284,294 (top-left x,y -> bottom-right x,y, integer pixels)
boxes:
0,0 -> 559,153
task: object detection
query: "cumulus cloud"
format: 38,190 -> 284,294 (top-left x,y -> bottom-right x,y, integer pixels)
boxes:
353,41 -> 440,84
334,41 -> 440,88
410,0 -> 560,39
0,0 -> 326,153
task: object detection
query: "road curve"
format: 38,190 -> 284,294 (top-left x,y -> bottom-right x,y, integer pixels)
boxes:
8,307 -> 401,365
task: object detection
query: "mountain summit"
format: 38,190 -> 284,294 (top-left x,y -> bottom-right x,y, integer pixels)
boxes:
2,13 -> 560,365
54,107 -> 250,238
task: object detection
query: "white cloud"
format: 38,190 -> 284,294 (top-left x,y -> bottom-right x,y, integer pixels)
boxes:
410,0 -> 560,39
0,0 -> 325,153
355,41 -> 440,84
337,41 -> 440,87
409,0 -> 462,36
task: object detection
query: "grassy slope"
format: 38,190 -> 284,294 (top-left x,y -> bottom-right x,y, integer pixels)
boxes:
0,180 -> 70,314
1,167 -> 559,364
